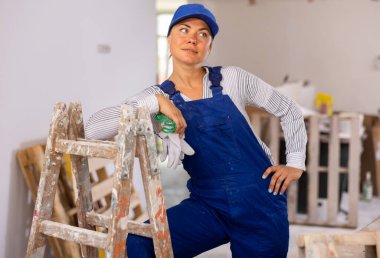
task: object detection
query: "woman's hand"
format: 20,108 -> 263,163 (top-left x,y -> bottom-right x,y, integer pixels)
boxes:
262,165 -> 303,195
156,94 -> 187,138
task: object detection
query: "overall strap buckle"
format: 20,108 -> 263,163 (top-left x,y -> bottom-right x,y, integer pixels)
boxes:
208,66 -> 223,97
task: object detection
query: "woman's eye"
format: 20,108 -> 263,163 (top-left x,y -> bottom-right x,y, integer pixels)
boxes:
179,28 -> 188,33
199,32 -> 209,38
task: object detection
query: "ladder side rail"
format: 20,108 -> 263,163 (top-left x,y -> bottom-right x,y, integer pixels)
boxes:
107,105 -> 136,258
26,103 -> 69,258
136,108 -> 174,258
68,102 -> 99,257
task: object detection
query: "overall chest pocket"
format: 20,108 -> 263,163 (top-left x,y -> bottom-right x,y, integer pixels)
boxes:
196,116 -> 242,165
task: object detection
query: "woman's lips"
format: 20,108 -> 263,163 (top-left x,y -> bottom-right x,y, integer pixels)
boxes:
182,49 -> 198,54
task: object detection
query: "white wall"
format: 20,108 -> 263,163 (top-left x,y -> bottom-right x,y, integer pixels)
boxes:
0,0 -> 156,257
194,0 -> 380,114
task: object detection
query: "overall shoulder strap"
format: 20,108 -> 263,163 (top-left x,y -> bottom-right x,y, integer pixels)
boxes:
207,66 -> 223,97
158,80 -> 184,105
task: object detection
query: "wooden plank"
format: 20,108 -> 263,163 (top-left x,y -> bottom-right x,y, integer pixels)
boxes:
40,221 -> 107,249
327,115 -> 340,225
96,167 -> 112,209
376,231 -> 380,258
307,116 -> 320,224
348,115 -> 360,228
372,125 -> 380,196
269,116 -> 280,164
86,212 -> 110,228
362,216 -> 380,232
55,139 -> 117,159
298,232 -> 378,247
26,102 -> 68,258
289,218 -> 361,228
17,146 -> 44,200
318,166 -> 348,173
107,104 -> 136,258
68,102 -> 99,257
130,189 -> 145,220
361,216 -> 380,258
298,232 -> 378,258
91,176 -> 113,203
251,114 -> 262,138
127,221 -> 152,238
287,182 -> 298,223
136,107 -> 173,258
85,212 -> 153,238
18,146 -> 65,258
20,145 -> 82,258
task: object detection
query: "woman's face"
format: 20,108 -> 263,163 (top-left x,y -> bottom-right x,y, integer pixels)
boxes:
168,18 -> 213,67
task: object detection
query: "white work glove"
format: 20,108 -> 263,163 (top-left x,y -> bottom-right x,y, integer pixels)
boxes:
159,132 -> 195,169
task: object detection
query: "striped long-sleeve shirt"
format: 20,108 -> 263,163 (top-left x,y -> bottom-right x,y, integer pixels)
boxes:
85,66 -> 307,170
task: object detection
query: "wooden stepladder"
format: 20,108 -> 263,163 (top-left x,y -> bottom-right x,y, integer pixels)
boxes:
26,102 -> 173,258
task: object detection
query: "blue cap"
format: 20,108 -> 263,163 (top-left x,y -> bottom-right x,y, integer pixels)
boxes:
168,4 -> 219,38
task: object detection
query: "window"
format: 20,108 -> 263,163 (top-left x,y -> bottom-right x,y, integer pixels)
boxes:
156,0 -> 187,83
157,13 -> 173,83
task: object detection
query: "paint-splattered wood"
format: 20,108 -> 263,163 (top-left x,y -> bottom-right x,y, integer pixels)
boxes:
40,220 -> 107,249
86,212 -> 110,228
136,109 -> 160,176
86,211 -> 153,238
18,146 -> 64,258
126,221 -> 153,238
297,231 -> 379,258
56,139 -> 117,159
68,102 -> 99,257
26,102 -> 69,258
136,108 -> 173,258
361,216 -> 380,258
18,145 -> 83,258
327,115 -> 340,225
107,104 -> 136,258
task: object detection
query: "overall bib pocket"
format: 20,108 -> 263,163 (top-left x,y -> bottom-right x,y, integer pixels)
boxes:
197,117 -> 242,165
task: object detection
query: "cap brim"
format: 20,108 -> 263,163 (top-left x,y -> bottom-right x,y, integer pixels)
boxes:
168,14 -> 218,37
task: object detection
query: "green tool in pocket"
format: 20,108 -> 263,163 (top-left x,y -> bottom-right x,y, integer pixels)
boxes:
155,113 -> 176,133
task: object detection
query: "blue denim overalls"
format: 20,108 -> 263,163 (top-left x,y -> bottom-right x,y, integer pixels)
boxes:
127,66 -> 289,258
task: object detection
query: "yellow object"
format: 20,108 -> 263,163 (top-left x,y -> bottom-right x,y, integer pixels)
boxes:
314,92 -> 333,115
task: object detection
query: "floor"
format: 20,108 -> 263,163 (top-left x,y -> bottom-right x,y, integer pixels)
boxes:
159,164 -> 380,258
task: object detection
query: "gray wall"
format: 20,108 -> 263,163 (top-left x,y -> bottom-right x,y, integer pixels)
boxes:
0,0 -> 156,257
193,0 -> 380,114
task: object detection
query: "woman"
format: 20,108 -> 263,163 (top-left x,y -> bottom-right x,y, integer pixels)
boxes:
86,3 -> 307,257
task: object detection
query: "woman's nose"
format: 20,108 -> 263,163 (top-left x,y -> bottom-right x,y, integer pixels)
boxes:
187,34 -> 197,44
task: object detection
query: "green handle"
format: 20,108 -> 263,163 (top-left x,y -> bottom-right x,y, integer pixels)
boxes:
155,113 -> 176,133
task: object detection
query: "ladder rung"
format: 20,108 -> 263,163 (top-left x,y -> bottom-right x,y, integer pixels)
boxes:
39,220 -> 107,249
55,139 -> 117,159
127,221 -> 153,238
86,211 -> 110,228
86,212 -> 153,238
